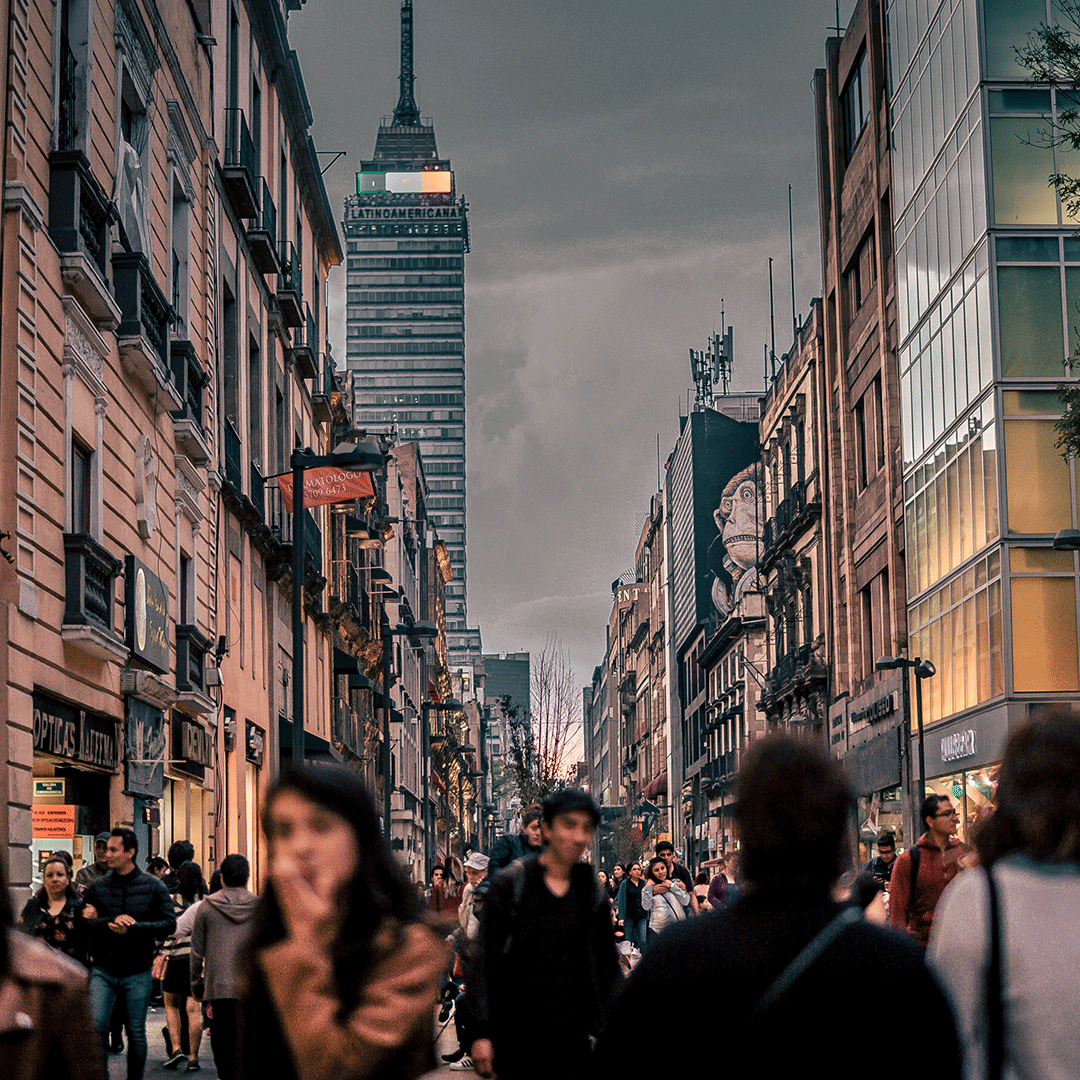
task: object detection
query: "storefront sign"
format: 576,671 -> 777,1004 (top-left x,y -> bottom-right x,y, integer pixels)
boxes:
33,780 -> 65,799
125,698 -> 165,798
33,692 -> 119,770
125,556 -> 170,673
172,715 -> 212,780
246,721 -> 264,767
941,728 -> 977,764
32,805 -> 76,838
852,692 -> 897,726
277,467 -> 375,514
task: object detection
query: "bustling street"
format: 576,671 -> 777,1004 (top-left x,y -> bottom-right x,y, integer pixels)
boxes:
3,0 -> 1080,1077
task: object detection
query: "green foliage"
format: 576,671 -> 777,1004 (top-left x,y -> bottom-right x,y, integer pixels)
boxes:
1055,380 -> 1080,458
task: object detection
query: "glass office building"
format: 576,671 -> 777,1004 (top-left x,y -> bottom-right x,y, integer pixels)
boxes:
888,0 -> 1080,831
342,3 -> 471,654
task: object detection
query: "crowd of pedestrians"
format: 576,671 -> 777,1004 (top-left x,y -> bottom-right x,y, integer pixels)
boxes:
5,705 -> 1079,1080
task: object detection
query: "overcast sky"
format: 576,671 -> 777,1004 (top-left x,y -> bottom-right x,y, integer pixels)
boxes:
289,1 -> 847,688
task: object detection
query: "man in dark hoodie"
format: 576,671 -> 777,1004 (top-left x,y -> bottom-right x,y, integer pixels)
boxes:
82,828 -> 176,1080
190,854 -> 257,1080
486,805 -> 543,874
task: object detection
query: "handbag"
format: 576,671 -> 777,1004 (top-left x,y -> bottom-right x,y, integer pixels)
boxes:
151,950 -> 169,981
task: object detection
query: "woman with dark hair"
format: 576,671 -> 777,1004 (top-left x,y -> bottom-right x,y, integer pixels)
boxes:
641,856 -> 688,947
930,707 -> 1080,1079
162,860 -> 206,1070
610,863 -> 626,897
239,765 -> 446,1080
1,850 -> 105,1080
616,862 -> 648,951
17,854 -> 87,967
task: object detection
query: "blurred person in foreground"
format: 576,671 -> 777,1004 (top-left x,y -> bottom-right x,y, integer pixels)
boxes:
930,707 -> 1080,1080
0,849 -> 106,1080
593,735 -> 961,1077
237,766 -> 446,1080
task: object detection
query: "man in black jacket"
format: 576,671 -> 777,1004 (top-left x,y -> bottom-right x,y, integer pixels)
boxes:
486,805 -> 543,874
593,737 -> 961,1079
83,828 -> 175,1080
469,790 -> 619,1080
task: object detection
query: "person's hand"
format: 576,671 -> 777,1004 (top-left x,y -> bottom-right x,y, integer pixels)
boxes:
271,857 -> 334,945
471,1038 -> 496,1079
653,881 -> 670,894
82,904 -> 97,919
114,914 -> 136,927
108,921 -> 129,934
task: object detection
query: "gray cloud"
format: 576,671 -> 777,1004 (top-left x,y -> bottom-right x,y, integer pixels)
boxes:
290,0 -> 842,684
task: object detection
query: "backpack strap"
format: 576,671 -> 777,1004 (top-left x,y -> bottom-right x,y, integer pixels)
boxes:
908,843 -> 921,908
985,866 -> 1004,1080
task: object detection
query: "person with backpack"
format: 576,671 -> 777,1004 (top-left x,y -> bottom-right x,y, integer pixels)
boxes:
889,795 -> 966,946
468,789 -> 620,1080
929,708 -> 1080,1080
592,736 -> 961,1077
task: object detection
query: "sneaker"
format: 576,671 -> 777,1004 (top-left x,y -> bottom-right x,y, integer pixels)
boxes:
163,1051 -> 187,1070
186,1061 -> 201,1072
441,1048 -> 466,1063
448,1058 -> 474,1071
438,1000 -> 454,1023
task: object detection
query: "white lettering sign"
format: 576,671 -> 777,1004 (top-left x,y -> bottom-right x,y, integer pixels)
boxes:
941,728 -> 977,763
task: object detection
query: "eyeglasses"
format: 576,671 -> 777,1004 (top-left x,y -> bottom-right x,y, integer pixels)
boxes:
934,809 -> 958,817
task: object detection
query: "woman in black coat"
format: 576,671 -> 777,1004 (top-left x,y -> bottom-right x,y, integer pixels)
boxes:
17,855 -> 87,967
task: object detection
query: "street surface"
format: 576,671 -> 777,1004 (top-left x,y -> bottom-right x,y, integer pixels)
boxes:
106,1005 -> 462,1080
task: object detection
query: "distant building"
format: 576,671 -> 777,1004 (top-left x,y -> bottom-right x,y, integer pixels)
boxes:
483,652 -> 530,724
342,0 -> 472,666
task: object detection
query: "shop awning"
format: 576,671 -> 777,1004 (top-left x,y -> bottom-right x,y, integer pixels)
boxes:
278,717 -> 343,764
642,771 -> 668,799
333,648 -> 360,675
348,672 -> 375,691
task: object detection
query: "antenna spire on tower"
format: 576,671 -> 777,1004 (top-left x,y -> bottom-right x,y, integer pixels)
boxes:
393,0 -> 421,127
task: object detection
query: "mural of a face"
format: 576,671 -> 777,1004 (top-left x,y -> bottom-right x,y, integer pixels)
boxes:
711,463 -> 763,618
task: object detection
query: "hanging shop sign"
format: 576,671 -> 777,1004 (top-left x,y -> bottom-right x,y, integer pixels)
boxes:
32,691 -> 119,770
125,698 -> 165,798
277,467 -> 375,514
125,557 -> 170,672
246,721 -> 265,767
172,714 -> 212,781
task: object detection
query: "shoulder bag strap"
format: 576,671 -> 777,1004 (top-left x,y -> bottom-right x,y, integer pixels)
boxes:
908,843 -> 921,904
984,866 -> 1004,1080
750,907 -> 862,1022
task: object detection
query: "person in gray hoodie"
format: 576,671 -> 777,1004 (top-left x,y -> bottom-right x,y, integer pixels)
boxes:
189,855 -> 257,1080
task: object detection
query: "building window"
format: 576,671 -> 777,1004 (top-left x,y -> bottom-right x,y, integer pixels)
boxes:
1009,547 -> 1080,693
71,439 -> 93,535
855,394 -> 868,490
180,552 -> 193,624
171,175 -> 190,336
116,61 -> 151,253
55,0 -> 90,151
840,48 -> 869,161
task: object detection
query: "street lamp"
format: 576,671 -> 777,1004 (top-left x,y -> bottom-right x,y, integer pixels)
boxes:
875,655 -> 937,820
289,441 -> 383,769
379,617 -> 438,837
1053,529 -> 1080,550
420,697 -> 462,876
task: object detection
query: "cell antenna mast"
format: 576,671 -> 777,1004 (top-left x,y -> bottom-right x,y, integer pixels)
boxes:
789,185 -> 797,341
393,0 -> 421,126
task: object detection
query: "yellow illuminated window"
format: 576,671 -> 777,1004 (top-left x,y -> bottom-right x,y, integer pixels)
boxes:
1011,577 -> 1080,692
1004,419 -> 1072,533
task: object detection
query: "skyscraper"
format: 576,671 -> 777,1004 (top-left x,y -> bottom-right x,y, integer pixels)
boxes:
343,0 -> 471,661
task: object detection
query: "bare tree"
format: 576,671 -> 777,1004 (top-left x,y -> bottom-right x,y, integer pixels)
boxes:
501,635 -> 580,806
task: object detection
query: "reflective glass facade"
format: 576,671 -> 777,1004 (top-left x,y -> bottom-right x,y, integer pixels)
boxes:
889,0 -> 1080,720
343,121 -> 470,640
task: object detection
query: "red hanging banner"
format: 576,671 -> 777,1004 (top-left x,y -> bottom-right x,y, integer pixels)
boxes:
277,466 -> 375,514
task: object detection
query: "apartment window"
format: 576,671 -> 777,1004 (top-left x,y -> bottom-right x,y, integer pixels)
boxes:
171,175 -> 190,336
55,0 -> 89,151
71,440 -> 93,534
855,395 -> 868,490
841,48 -> 869,160
847,230 -> 876,322
116,62 -> 150,252
179,552 -> 194,624
872,375 -> 885,470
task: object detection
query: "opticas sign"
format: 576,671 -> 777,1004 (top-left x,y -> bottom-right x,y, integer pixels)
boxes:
356,170 -> 452,194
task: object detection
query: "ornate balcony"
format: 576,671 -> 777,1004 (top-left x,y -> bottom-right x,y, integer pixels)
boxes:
291,304 -> 318,379
61,533 -> 127,663
48,151 -> 120,327
223,108 -> 259,218
276,241 -> 303,327
247,179 -> 278,275
311,354 -> 335,424
760,477 -> 822,570
113,252 -> 179,409
170,340 -> 210,465
174,624 -> 213,715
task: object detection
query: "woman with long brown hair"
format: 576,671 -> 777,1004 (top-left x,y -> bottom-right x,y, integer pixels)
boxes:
238,766 -> 446,1080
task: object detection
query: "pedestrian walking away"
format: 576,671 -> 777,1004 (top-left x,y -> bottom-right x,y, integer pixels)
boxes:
161,859 -> 206,1071
1,849 -> 106,1080
889,795 -> 966,946
930,706 -> 1080,1080
593,735 -> 961,1078
468,788 -> 620,1080
238,766 -> 446,1080
80,827 -> 176,1080
189,853 -> 258,1080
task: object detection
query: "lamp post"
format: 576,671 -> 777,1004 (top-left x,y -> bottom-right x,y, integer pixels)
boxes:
289,441 -> 383,769
875,655 -> 937,823
377,617 -> 438,837
420,697 -> 462,878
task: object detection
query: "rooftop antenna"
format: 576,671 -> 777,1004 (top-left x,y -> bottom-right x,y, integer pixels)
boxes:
656,433 -> 661,490
709,300 -> 734,396
789,185 -> 798,342
768,257 -> 777,378
829,2 -> 845,35
393,0 -> 421,127
689,339 -> 714,411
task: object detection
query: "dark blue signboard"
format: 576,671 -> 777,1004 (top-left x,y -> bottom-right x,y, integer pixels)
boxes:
125,556 -> 169,673
125,698 -> 165,798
